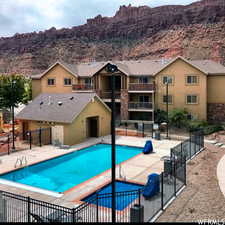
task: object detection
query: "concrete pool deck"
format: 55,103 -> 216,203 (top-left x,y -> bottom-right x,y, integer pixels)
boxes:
0,135 -> 180,208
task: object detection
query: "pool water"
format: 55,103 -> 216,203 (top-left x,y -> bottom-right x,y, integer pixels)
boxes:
82,181 -> 144,210
0,144 -> 141,193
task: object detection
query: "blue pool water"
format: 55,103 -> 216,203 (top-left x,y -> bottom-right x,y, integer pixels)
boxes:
0,144 -> 141,193
82,181 -> 144,210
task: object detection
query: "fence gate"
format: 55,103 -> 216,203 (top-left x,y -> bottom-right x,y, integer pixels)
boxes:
52,126 -> 64,145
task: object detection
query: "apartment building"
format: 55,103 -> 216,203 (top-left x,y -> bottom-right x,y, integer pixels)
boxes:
31,56 -> 225,123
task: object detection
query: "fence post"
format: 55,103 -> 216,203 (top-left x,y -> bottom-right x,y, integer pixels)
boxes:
194,133 -> 197,154
7,134 -> 10,155
174,158 -> 176,197
72,208 -> 75,223
29,131 -> 32,150
181,142 -> 183,163
184,159 -> 187,186
152,124 -> 154,138
49,127 -> 52,145
142,123 -> 144,137
39,128 -> 42,147
189,133 -> 192,159
161,172 -> 164,210
96,193 -> 99,223
125,122 -> 127,136
27,196 -> 31,222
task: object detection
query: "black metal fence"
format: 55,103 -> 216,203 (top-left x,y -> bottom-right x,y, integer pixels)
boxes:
0,127 -> 51,156
116,121 -> 154,138
0,130 -> 204,223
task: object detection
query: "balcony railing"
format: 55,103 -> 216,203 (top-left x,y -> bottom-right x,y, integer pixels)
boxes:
100,91 -> 121,99
129,83 -> 155,91
128,102 -> 153,110
72,84 -> 93,91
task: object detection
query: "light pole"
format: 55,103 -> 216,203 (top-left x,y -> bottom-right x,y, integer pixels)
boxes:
106,63 -> 118,223
166,81 -> 169,139
11,79 -> 16,151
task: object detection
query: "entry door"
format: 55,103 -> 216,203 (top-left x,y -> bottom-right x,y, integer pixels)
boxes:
87,117 -> 99,138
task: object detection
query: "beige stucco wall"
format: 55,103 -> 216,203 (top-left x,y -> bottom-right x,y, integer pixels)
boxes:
155,58 -> 207,120
63,97 -> 111,145
21,97 -> 111,146
32,64 -> 78,99
32,80 -> 42,99
207,75 -> 225,103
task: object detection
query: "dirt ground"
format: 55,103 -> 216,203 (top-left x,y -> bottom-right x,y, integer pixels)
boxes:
157,141 -> 225,222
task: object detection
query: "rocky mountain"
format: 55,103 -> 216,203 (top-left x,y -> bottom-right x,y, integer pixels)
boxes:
0,0 -> 225,75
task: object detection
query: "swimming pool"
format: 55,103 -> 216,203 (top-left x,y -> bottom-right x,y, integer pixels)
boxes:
0,144 -> 141,193
82,180 -> 144,210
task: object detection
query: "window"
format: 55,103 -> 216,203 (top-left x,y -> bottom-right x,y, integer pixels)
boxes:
64,78 -> 72,86
84,78 -> 92,84
47,78 -> 55,86
139,95 -> 150,102
162,76 -> 173,85
163,95 -> 173,104
139,77 -> 149,84
186,75 -> 198,84
186,95 -> 198,104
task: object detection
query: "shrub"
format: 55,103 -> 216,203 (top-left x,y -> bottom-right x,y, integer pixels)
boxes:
169,108 -> 188,128
154,109 -> 167,125
187,120 -> 208,132
203,125 -> 224,135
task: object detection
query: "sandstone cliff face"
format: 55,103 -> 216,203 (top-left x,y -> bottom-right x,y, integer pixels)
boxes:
0,0 -> 224,75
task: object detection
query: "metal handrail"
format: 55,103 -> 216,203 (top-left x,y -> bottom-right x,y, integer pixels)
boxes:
128,102 -> 153,109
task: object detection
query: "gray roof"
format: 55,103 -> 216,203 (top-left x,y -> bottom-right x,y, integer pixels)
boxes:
31,56 -> 225,79
16,93 -> 105,123
189,60 -> 225,75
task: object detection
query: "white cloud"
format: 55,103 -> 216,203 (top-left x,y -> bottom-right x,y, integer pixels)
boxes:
0,0 -> 199,37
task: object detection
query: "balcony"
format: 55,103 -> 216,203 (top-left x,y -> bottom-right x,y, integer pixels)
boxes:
72,84 -> 93,91
128,83 -> 155,92
128,102 -> 153,111
100,91 -> 121,100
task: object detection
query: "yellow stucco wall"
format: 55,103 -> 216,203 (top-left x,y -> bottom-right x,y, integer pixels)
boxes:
20,97 -> 111,146
32,64 -> 78,99
207,75 -> 225,103
155,58 -> 207,120
63,97 -> 111,145
32,80 -> 42,99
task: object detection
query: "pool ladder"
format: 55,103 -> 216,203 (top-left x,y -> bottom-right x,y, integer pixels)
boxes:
14,156 -> 27,168
119,164 -> 126,180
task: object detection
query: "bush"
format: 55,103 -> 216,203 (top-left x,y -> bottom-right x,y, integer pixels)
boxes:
169,108 -> 188,128
203,125 -> 224,135
154,109 -> 167,125
187,120 -> 208,132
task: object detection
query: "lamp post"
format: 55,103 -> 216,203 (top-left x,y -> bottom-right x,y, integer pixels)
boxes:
106,63 -> 118,223
166,81 -> 169,139
11,79 -> 16,151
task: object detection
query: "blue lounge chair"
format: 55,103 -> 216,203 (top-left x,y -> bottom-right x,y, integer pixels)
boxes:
142,173 -> 160,199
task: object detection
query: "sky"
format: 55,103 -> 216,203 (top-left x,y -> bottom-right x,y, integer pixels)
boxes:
0,0 -> 199,37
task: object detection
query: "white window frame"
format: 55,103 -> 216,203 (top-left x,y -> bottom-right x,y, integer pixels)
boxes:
186,95 -> 198,104
186,75 -> 198,85
47,78 -> 55,86
162,75 -> 173,85
163,95 -> 173,104
64,78 -> 72,86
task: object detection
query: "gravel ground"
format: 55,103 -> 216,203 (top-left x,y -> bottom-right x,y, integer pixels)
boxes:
157,142 -> 225,222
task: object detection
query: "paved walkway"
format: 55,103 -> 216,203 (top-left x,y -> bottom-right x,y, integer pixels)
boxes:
0,135 -> 180,209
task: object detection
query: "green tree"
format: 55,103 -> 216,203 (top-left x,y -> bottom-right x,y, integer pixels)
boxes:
154,109 -> 167,124
0,74 -> 30,109
169,108 -> 188,128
